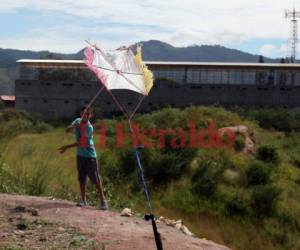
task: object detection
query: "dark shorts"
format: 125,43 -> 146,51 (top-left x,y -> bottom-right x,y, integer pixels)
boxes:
76,156 -> 100,185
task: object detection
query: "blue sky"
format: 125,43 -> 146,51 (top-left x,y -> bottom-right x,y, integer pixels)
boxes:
0,0 -> 299,59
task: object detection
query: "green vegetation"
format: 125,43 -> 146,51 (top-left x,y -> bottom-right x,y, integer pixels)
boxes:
234,107 -> 300,132
1,106 -> 300,250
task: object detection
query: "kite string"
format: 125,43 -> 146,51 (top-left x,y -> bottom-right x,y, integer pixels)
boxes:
129,95 -> 145,121
128,118 -> 153,214
104,87 -> 152,213
86,85 -> 105,109
106,90 -> 130,120
81,85 -> 105,121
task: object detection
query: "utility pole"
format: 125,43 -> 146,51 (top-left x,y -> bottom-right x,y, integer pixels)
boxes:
285,8 -> 300,62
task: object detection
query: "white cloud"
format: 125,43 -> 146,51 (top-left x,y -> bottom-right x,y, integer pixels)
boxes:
259,44 -> 277,56
0,0 -> 299,53
258,43 -> 300,58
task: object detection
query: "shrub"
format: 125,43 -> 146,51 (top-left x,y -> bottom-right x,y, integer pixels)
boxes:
143,148 -> 197,185
0,109 -> 53,139
251,185 -> 281,217
234,133 -> 245,152
0,119 -> 33,139
34,122 -> 53,133
238,108 -> 297,132
98,150 -> 121,181
256,145 -> 280,165
192,158 -> 225,197
246,161 -> 272,186
192,174 -> 217,197
293,158 -> 300,169
295,178 -> 300,186
225,194 -> 250,216
118,146 -> 137,176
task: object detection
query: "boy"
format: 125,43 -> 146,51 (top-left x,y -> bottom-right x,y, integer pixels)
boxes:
59,106 -> 108,210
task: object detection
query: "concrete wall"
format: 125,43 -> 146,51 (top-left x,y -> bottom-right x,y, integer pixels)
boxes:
15,78 -> 300,120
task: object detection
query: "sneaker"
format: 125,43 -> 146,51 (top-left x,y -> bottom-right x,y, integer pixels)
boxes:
76,200 -> 87,207
100,200 -> 109,210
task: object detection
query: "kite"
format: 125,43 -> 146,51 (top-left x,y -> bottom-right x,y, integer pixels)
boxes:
83,42 -> 163,250
85,46 -> 153,95
84,44 -> 153,120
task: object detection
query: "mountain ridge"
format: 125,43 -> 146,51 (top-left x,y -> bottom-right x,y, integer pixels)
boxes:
0,40 -> 282,68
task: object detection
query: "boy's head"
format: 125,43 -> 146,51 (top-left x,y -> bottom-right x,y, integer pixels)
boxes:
80,106 -> 93,122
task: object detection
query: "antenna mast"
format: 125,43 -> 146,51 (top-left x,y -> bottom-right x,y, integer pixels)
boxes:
285,8 -> 300,62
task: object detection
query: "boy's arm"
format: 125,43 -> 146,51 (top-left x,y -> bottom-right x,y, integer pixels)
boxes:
66,118 -> 81,133
58,142 -> 78,154
66,124 -> 77,133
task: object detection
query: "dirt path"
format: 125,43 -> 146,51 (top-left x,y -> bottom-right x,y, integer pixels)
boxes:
0,193 -> 230,250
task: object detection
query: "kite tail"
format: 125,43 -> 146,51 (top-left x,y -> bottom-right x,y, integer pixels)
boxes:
135,47 -> 153,95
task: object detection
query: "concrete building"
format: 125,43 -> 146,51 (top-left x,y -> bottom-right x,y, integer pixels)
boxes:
15,59 -> 300,119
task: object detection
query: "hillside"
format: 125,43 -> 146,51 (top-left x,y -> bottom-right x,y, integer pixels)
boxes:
1,107 -> 300,249
136,40 -> 278,63
0,193 -> 229,250
0,40 -> 281,95
0,48 -> 83,68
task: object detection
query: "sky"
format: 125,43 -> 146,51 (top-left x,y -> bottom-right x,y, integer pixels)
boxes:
0,0 -> 299,59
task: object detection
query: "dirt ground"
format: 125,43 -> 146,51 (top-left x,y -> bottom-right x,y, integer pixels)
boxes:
0,193 -> 230,250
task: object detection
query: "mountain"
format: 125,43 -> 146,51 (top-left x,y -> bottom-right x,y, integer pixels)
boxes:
0,49 -> 83,94
0,48 -> 83,68
137,40 -> 279,63
0,40 -> 282,68
0,40 -> 292,95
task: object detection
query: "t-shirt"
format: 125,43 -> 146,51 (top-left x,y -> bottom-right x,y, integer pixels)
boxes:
71,118 -> 97,158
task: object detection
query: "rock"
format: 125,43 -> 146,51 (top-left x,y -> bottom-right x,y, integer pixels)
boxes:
223,169 -> 240,185
14,206 -> 26,213
58,227 -> 66,232
180,225 -> 194,236
157,216 -> 195,237
39,236 -> 47,242
219,125 -> 256,154
121,208 -> 133,217
16,222 -> 27,230
157,216 -> 165,222
244,137 -> 256,154
27,208 -> 39,216
13,230 -> 25,235
1,233 -> 9,238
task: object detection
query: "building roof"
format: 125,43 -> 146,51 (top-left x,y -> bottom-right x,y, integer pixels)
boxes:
17,59 -> 300,69
17,59 -> 85,69
0,95 -> 15,101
